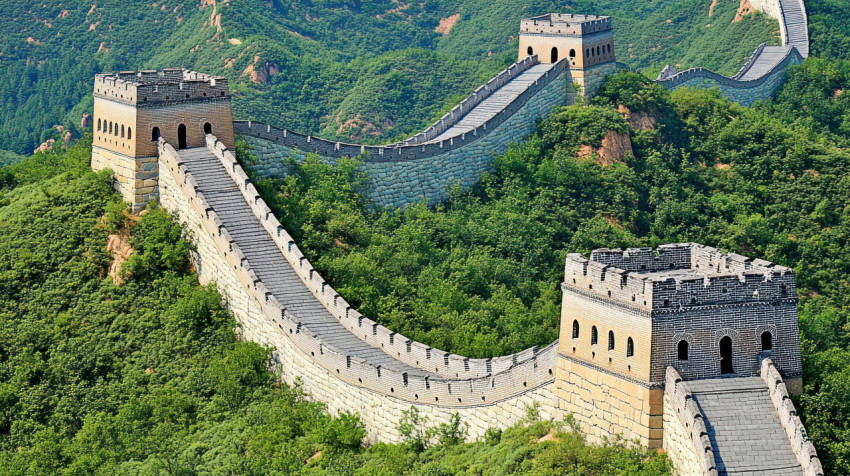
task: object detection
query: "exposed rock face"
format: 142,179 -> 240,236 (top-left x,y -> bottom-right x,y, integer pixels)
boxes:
435,13 -> 461,35
81,113 -> 92,128
243,57 -> 280,84
577,130 -> 633,165
734,0 -> 755,22
106,226 -> 134,285
618,104 -> 658,130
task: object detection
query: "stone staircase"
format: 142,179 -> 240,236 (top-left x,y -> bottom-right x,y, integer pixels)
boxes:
427,63 -> 556,143
174,146 -> 437,377
688,377 -> 802,475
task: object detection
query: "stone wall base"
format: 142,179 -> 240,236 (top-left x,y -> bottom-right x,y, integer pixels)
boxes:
92,146 -> 158,211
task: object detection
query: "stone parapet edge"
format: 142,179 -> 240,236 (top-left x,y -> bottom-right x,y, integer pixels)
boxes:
664,367 -> 719,475
233,59 -> 569,163
161,134 -> 559,407
760,358 -> 824,476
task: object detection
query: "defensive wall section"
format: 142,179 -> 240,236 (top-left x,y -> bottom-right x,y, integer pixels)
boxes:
236,57 -> 571,209
654,0 -> 809,105
157,134 -> 559,443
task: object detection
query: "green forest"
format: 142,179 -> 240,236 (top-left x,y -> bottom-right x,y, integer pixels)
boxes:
0,0 -> 777,155
0,140 -> 671,474
3,0 -> 850,474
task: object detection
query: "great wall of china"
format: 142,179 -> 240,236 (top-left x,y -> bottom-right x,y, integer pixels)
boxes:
90,2 -> 823,474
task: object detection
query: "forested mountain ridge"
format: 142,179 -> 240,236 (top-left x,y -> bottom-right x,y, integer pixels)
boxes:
1,0 -> 779,155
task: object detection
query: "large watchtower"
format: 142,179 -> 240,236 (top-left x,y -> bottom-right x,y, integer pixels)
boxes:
518,14 -> 617,98
554,243 -> 803,447
91,69 -> 234,211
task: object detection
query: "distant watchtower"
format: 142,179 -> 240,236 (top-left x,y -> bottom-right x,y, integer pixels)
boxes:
518,14 -> 617,98
91,69 -> 234,211
554,244 -> 803,447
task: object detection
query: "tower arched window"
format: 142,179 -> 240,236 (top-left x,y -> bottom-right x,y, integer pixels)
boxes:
627,337 -> 634,357
114,123 -> 119,136
151,127 -> 161,141
608,331 -> 615,351
527,46 -> 534,56
572,320 -> 580,339
677,340 -> 689,361
608,44 -> 612,54
591,326 -> 598,345
761,331 -> 773,351
569,49 -> 576,58
97,118 -> 101,132
127,127 -> 132,140
108,122 -> 113,134
551,47 -> 559,62
203,122 -> 212,135
121,125 -> 125,138
586,48 -> 590,57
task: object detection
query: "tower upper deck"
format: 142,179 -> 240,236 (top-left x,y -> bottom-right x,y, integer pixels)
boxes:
519,13 -> 612,37
563,243 -> 796,313
94,69 -> 229,107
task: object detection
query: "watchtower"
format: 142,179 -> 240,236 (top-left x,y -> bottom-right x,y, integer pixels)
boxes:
554,243 -> 803,447
91,69 -> 234,211
518,13 -> 617,98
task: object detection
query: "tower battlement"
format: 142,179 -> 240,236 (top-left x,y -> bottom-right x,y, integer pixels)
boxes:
94,69 -> 229,107
519,13 -> 612,36
563,243 -> 796,312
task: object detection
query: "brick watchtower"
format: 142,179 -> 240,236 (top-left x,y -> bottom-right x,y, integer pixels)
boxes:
518,14 -> 618,98
554,244 -> 803,448
91,69 -> 234,211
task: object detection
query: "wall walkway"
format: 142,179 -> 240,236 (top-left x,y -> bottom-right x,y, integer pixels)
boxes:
655,0 -> 809,105
157,135 -> 558,443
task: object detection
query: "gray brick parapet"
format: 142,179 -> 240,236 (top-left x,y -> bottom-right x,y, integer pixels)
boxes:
761,358 -> 824,476
654,0 -> 809,105
237,60 -> 572,208
664,367 -> 718,475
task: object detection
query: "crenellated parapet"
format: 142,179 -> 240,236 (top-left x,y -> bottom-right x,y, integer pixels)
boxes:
563,243 -> 797,314
94,69 -> 229,108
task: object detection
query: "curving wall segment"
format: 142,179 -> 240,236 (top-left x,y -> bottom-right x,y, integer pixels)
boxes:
655,0 -> 809,105
237,57 -> 573,209
156,134 -> 559,442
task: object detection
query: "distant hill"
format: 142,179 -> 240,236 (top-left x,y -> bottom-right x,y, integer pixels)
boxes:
0,0 -> 780,154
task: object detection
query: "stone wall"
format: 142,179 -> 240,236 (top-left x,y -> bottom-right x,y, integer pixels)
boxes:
554,354 -> 664,447
662,367 -> 718,475
658,50 -> 802,106
237,66 -> 571,209
760,359 -> 824,476
157,138 -> 559,444
91,146 -> 157,211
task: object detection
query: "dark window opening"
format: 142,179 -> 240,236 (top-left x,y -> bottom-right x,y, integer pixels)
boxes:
720,336 -> 734,374
127,127 -> 132,140
591,326 -> 598,345
121,125 -> 125,138
677,340 -> 689,361
551,47 -> 559,62
527,46 -> 534,56
97,119 -> 101,132
627,337 -> 634,357
572,320 -> 580,339
108,122 -> 113,134
177,124 -> 187,149
761,331 -> 773,351
569,48 -> 576,58
151,127 -> 161,142
203,122 -> 212,135
608,331 -> 615,351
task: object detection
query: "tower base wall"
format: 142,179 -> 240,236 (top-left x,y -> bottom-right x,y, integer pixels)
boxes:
91,146 -> 158,211
554,355 -> 663,448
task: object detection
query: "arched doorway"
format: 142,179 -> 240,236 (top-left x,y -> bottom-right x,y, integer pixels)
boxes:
151,127 -> 161,141
177,124 -> 187,149
761,331 -> 773,351
203,122 -> 212,135
551,47 -> 559,62
720,336 -> 734,374
527,46 -> 534,56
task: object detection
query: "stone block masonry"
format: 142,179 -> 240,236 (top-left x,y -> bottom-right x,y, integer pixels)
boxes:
158,136 -> 559,444
237,64 -> 572,209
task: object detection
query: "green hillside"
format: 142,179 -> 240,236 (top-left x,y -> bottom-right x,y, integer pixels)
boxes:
0,0 -> 778,155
